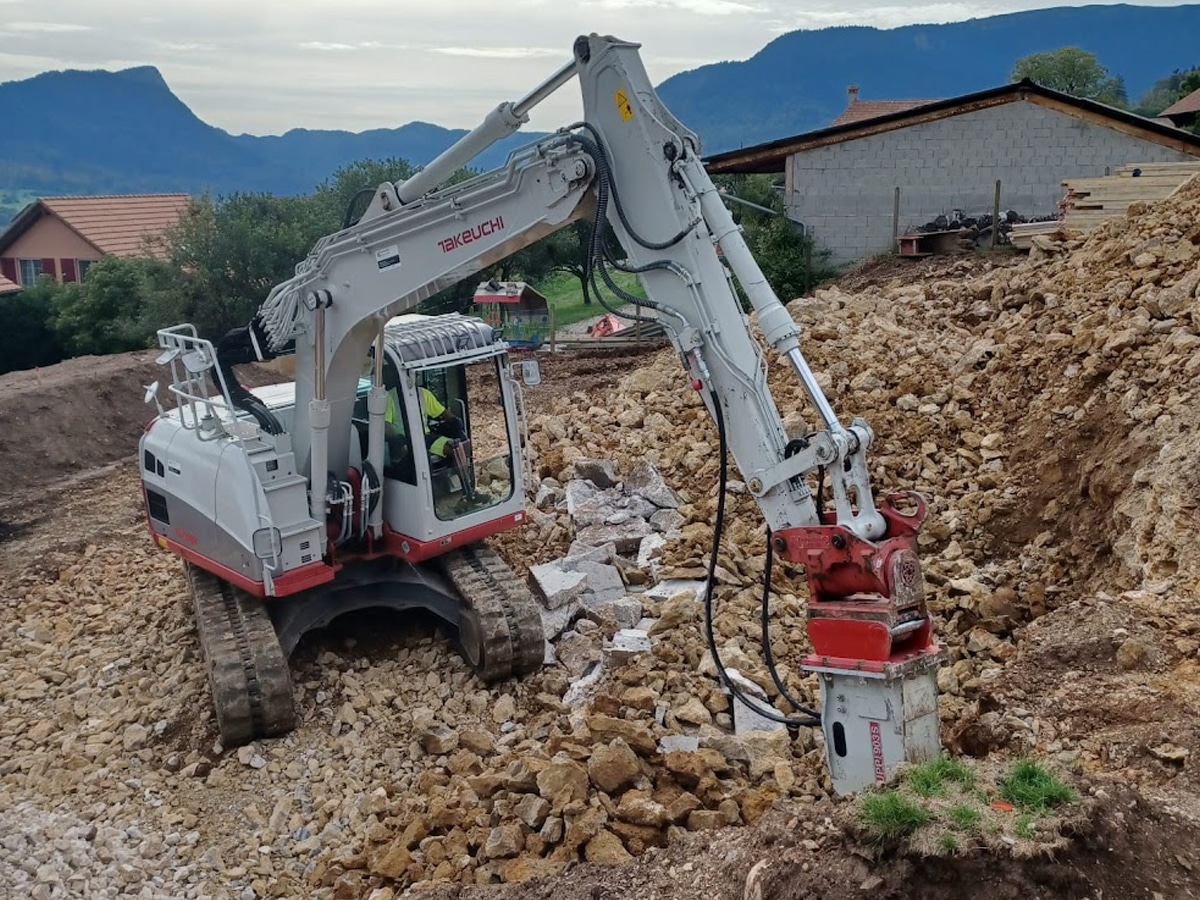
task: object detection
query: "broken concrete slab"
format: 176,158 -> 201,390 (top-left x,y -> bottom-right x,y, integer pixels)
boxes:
636,533 -> 667,573
565,480 -> 612,528
573,520 -> 653,555
587,597 -> 644,630
574,561 -> 626,606
562,660 -> 605,709
540,602 -> 582,641
657,734 -> 700,754
605,629 -> 652,665
725,668 -> 786,735
529,561 -> 588,610
624,461 -> 682,509
574,458 -> 619,489
649,508 -> 685,538
643,579 -> 707,603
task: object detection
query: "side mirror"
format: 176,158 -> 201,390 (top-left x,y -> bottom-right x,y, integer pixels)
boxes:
518,359 -> 541,386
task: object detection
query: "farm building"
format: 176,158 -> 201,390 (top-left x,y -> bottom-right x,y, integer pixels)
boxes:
473,280 -> 550,349
704,80 -> 1200,265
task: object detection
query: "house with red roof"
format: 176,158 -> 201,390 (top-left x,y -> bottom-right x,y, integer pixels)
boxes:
1159,86 -> 1200,131
0,194 -> 191,294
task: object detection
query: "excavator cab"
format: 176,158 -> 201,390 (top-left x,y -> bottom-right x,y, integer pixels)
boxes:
368,314 -> 527,557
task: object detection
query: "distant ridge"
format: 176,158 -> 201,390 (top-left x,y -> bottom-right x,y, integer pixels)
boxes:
1,3 -> 1198,213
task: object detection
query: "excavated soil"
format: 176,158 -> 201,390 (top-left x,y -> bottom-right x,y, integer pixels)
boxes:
3,178 -> 1200,899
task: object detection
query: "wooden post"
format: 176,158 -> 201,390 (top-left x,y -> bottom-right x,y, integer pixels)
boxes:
991,180 -> 1001,250
635,316 -> 642,344
549,306 -> 557,354
892,186 -> 901,250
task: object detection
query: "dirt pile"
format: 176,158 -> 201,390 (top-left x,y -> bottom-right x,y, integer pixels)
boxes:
0,353 -> 289,501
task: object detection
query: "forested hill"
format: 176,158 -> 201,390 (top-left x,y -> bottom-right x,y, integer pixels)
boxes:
1,3 -> 1198,215
656,4 -> 1200,152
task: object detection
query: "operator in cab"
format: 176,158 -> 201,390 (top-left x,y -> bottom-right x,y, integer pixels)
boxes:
381,364 -> 467,481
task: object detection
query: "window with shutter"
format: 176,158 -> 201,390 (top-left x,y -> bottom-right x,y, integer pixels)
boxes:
0,258 -> 16,283
18,259 -> 42,286
40,258 -> 57,280
61,259 -> 78,283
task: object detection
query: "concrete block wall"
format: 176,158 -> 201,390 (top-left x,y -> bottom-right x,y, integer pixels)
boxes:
786,101 -> 1198,265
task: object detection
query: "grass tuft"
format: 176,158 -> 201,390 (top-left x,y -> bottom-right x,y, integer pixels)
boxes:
947,804 -> 983,832
905,756 -> 977,797
940,833 -> 960,855
999,760 -> 1075,812
1014,814 -> 1036,840
860,790 -> 933,840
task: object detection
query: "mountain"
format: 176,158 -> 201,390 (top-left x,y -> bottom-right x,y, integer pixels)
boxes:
229,123 -> 552,194
658,4 -> 1200,152
0,66 -> 293,197
2,4 -> 1199,208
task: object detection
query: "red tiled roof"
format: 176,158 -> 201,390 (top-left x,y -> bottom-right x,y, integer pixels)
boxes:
1161,86 -> 1200,117
831,99 -> 941,127
0,273 -> 20,295
40,194 -> 192,258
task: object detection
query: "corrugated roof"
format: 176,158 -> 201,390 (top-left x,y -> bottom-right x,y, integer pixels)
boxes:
0,273 -> 20,295
1161,86 -> 1200,117
831,99 -> 941,127
40,194 -> 191,258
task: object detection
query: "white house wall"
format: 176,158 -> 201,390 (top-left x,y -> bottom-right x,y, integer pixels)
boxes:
785,100 -> 1197,265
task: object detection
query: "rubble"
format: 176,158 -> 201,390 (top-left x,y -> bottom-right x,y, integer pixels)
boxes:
3,175 -> 1200,896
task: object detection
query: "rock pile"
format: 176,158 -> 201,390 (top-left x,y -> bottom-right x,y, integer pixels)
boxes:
2,176 -> 1199,898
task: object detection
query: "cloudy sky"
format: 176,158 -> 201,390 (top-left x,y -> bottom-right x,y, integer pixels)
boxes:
0,1 -> 1183,135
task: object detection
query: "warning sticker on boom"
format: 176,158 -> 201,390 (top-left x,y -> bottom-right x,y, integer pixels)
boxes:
614,89 -> 634,122
375,245 -> 401,271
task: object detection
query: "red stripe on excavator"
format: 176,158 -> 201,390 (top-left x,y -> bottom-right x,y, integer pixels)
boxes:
155,534 -> 336,598
384,513 -> 525,563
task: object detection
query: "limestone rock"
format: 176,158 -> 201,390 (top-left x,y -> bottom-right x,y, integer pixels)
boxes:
584,829 -> 633,865
587,738 -> 642,794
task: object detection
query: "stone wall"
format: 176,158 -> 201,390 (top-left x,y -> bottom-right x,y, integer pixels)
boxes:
785,99 -> 1198,264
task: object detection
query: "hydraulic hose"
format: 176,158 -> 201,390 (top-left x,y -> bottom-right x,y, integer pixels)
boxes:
761,527 -> 822,718
704,389 -> 821,728
214,321 -> 285,436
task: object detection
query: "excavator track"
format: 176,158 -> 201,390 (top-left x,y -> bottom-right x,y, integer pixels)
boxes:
441,543 -> 546,682
184,563 -> 296,746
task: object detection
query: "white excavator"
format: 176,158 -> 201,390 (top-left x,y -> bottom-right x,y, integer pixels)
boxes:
139,34 -> 944,795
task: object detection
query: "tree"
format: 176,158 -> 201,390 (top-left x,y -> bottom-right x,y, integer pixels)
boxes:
1011,48 -> 1127,106
161,191 -> 334,338
48,256 -> 191,356
711,174 -> 837,305
0,279 -> 64,374
1134,66 -> 1200,116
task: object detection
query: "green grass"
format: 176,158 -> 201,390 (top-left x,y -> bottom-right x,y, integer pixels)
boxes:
905,757 -> 977,797
998,760 -> 1075,812
940,834 -> 961,855
946,804 -> 983,832
1014,814 -> 1036,840
860,790 -> 933,840
534,270 -> 647,330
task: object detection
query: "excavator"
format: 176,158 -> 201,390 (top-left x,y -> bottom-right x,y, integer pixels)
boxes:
139,34 -> 944,795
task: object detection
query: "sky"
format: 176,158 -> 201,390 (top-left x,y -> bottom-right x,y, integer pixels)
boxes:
0,1 -> 1188,135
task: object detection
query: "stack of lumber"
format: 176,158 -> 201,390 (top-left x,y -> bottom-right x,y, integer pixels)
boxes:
1009,220 -> 1064,251
1061,161 -> 1200,233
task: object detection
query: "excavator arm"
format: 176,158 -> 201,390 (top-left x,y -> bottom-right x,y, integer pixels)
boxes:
225,33 -> 943,794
